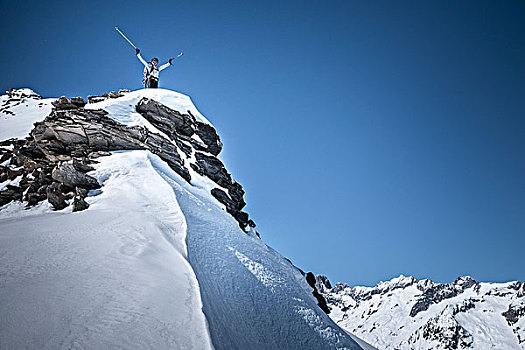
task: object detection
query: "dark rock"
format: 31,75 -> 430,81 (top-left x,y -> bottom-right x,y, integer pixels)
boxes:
6,167 -> 24,180
88,151 -> 111,159
502,304 -> 525,326
72,196 -> 89,212
410,277 -> 479,317
87,95 -> 107,104
415,310 -> 473,349
195,121 -> 223,156
52,96 -> 79,110
194,152 -> 231,188
229,182 -> 246,207
72,159 -> 95,173
136,98 -> 195,138
315,275 -> 333,292
211,188 -> 241,212
52,163 -> 100,190
306,272 -> 331,314
210,188 -> 250,229
76,187 -> 88,198
46,182 -> 67,210
174,138 -> 193,158
70,97 -> 86,107
0,195 -> 13,207
89,109 -> 108,116
26,192 -> 47,206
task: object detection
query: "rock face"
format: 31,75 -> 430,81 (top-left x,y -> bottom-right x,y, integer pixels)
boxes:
305,272 -> 331,314
409,276 -> 478,317
87,89 -> 130,104
0,93 -> 255,231
134,98 -> 252,229
52,163 -> 99,190
317,274 -> 525,350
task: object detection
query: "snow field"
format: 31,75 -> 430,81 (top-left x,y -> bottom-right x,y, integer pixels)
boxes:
0,150 -> 213,350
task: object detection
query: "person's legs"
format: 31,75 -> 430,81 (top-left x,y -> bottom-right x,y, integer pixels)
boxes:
148,78 -> 159,88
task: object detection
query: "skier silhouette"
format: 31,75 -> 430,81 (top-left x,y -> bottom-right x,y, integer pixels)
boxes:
135,48 -> 173,89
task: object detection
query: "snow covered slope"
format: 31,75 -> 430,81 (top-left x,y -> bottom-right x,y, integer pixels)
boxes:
0,88 -> 363,349
0,151 -> 213,349
0,88 -> 55,140
317,274 -> 525,349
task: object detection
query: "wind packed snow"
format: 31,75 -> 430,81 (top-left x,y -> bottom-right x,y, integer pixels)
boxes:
0,151 -> 213,349
147,151 -> 361,350
0,88 -> 55,140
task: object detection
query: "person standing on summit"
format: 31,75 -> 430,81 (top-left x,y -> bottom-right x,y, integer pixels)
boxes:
135,48 -> 173,89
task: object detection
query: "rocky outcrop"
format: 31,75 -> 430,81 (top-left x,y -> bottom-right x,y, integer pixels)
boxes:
52,163 -> 99,190
306,272 -> 331,314
503,303 -> 525,326
136,98 -> 223,156
135,97 -> 253,230
87,89 -> 130,104
405,306 -> 473,349
51,96 -> 86,110
1,93 -> 255,231
409,276 -> 478,317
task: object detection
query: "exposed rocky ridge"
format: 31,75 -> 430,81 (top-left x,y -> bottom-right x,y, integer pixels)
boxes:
405,306 -> 473,349
316,274 -> 525,349
134,98 -> 254,229
87,89 -> 131,104
1,92 -> 254,231
305,272 -> 331,314
409,276 -> 478,317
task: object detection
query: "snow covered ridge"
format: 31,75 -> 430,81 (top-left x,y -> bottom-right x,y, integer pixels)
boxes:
1,88 -> 366,349
317,274 -> 525,349
0,88 -> 253,230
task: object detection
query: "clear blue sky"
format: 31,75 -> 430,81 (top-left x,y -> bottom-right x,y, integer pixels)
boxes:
1,0 -> 524,287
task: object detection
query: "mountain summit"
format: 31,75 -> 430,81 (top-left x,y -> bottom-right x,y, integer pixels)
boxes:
0,88 -> 365,349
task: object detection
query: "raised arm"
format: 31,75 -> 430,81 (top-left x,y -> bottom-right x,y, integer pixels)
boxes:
135,48 -> 148,67
158,60 -> 172,72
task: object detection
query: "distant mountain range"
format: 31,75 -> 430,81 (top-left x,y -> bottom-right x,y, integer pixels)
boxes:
317,274 -> 525,349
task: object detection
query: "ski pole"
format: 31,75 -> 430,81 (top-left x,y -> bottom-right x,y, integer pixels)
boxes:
115,27 -> 137,49
171,52 -> 184,60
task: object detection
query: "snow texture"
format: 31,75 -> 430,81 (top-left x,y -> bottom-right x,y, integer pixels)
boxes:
149,150 -> 361,350
0,88 -> 55,140
0,151 -> 213,350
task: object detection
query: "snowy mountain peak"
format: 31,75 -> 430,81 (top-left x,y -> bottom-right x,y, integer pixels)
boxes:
4,88 -> 42,99
378,274 -> 418,289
